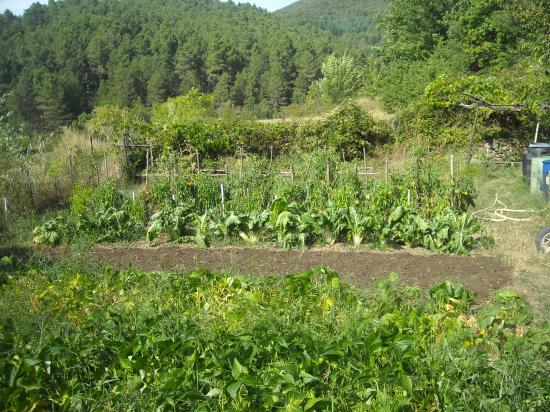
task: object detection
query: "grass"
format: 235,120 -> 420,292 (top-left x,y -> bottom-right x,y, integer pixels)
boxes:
468,164 -> 550,315
0,263 -> 548,411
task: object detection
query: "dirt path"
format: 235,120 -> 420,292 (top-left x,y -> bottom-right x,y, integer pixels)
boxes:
83,245 -> 511,297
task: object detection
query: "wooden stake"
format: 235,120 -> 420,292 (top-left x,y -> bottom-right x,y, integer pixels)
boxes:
221,184 -> 225,217
385,159 -> 389,183
450,155 -> 455,180
467,106 -> 480,164
89,135 -> 94,157
240,147 -> 244,177
104,154 -> 108,178
2,197 -> 7,220
270,145 -> 274,169
326,160 -> 330,184
123,131 -> 130,174
68,153 -> 74,182
363,147 -> 368,186
145,147 -> 149,186
196,150 -> 200,174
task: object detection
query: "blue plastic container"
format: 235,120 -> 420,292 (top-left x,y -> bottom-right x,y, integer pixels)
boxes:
542,160 -> 550,200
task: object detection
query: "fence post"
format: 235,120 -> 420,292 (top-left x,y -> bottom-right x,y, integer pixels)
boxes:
269,145 -> 274,169
221,184 -> 225,217
326,160 -> 330,184
363,147 -> 368,186
123,131 -> 130,173
68,153 -> 74,182
2,197 -> 7,220
467,106 -> 480,165
132,192 -> 135,202
145,147 -> 149,186
240,147 -> 244,177
385,159 -> 389,184
450,155 -> 455,180
407,190 -> 411,207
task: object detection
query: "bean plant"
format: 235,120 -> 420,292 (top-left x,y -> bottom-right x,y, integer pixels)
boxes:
0,267 -> 548,410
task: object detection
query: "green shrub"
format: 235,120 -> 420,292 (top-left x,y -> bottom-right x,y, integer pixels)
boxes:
69,184 -> 93,216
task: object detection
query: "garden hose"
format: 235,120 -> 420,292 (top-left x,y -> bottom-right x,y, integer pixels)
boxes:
474,194 -> 537,222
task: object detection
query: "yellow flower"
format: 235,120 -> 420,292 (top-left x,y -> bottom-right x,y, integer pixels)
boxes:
323,297 -> 335,311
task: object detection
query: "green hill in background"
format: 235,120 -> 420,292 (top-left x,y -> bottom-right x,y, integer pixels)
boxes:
276,0 -> 389,44
0,0 -> 333,129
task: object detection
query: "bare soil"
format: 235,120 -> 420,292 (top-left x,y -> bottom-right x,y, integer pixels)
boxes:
77,244 -> 511,297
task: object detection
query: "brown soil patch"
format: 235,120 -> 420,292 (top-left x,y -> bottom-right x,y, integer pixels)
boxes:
82,244 -> 511,297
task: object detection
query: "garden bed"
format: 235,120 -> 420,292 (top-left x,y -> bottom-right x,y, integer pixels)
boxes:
47,244 -> 512,297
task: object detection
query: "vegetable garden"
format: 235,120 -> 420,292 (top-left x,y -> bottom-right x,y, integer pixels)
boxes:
32,148 -> 485,255
0,265 -> 548,410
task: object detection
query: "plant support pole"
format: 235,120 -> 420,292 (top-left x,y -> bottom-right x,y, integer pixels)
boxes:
240,147 -> 244,177
467,106 -> 480,164
450,155 -> 455,180
220,184 -> 225,217
145,147 -> 149,186
363,147 -> 368,186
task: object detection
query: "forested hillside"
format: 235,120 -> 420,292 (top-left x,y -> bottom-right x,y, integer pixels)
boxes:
0,0 -> 332,130
1,0 -> 549,140
276,0 -> 389,53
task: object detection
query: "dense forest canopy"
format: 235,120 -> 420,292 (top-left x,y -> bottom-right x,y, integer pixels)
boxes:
0,0 -> 333,129
276,0 -> 389,50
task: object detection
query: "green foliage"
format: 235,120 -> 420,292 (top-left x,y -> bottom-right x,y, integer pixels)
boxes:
0,267 -> 548,410
69,184 -> 93,216
381,0 -> 454,61
32,215 -> 68,246
33,182 -> 145,245
310,54 -> 364,103
276,0 -> 389,41
1,0 -> 333,129
374,0 -> 549,147
319,103 -> 382,157
447,0 -> 519,71
87,99 -> 388,161
35,153 -> 483,254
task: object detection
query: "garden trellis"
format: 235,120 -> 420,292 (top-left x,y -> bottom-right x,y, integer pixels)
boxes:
458,93 -> 527,164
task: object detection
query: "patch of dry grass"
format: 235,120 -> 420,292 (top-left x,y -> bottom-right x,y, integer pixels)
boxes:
472,165 -> 550,315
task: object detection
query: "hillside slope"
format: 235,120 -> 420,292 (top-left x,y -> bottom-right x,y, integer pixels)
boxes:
276,0 -> 389,44
0,0 -> 333,130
